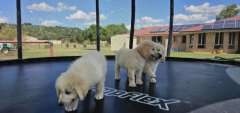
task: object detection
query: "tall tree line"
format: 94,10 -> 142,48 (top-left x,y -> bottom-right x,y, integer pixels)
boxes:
0,23 -> 128,43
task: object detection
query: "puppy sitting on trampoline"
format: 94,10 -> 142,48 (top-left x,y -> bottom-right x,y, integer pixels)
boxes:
55,51 -> 107,112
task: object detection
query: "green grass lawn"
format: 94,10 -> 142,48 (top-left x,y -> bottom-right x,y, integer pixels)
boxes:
22,45 -> 115,59
1,45 -> 239,62
171,51 -> 240,60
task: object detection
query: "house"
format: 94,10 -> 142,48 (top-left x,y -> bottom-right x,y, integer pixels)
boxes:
111,34 -> 137,51
48,40 -> 62,45
135,16 -> 240,53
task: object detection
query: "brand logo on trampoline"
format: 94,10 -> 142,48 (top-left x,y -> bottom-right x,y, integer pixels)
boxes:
103,87 -> 180,111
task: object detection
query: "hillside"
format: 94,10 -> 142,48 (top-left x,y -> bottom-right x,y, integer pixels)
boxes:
0,23 -> 128,43
0,23 -> 83,41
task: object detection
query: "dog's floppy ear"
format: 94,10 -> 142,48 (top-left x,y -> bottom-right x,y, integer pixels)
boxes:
57,90 -> 63,104
56,88 -> 60,97
159,44 -> 166,62
75,87 -> 85,101
74,81 -> 89,101
55,87 -> 62,104
136,41 -> 153,59
55,73 -> 65,98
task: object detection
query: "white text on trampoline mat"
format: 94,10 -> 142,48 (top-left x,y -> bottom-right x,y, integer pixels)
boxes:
103,87 -> 180,111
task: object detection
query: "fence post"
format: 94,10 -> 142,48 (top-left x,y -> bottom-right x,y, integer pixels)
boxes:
49,42 -> 54,57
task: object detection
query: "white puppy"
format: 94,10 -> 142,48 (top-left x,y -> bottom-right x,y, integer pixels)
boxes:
55,51 -> 107,112
143,44 -> 165,83
115,40 -> 165,87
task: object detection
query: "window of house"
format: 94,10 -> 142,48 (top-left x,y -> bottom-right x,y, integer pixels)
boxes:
189,34 -> 194,48
182,35 -> 186,43
198,33 -> 206,48
228,32 -> 236,49
152,36 -> 162,43
214,32 -> 224,49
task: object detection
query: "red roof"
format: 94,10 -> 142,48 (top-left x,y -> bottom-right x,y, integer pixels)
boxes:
134,26 -> 161,36
181,25 -> 204,32
134,16 -> 240,36
222,16 -> 240,21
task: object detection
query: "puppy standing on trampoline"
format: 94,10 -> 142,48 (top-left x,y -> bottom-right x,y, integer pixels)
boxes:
115,40 -> 165,87
55,51 -> 107,112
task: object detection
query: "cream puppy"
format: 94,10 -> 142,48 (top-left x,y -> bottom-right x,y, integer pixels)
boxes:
55,51 -> 107,112
115,40 -> 162,87
143,43 -> 165,83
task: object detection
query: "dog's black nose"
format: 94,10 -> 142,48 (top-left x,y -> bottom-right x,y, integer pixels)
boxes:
58,102 -> 63,106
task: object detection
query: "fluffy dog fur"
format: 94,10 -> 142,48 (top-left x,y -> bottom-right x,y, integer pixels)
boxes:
55,51 -> 107,112
115,40 -> 165,87
143,43 -> 165,83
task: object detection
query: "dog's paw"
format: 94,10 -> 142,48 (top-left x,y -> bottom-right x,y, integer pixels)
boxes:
136,80 -> 143,85
95,94 -> 104,100
150,78 -> 157,83
129,82 -> 137,87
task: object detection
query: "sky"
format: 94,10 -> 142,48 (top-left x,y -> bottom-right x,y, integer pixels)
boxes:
0,0 -> 239,29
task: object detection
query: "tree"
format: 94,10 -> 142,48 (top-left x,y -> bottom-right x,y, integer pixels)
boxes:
83,25 -> 97,42
104,24 -> 128,43
105,24 -> 128,36
83,25 -> 112,43
216,4 -> 240,20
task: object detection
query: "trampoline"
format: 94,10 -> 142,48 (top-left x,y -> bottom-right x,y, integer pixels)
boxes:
0,58 -> 240,113
1,0 -> 240,113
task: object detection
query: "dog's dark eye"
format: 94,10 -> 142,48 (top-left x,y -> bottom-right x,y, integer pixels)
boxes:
65,90 -> 71,95
152,48 -> 155,51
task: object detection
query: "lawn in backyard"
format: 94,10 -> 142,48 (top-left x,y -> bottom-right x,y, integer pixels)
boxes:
0,45 -> 239,62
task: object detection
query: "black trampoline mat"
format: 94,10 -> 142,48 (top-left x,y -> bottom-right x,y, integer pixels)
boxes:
0,60 -> 240,113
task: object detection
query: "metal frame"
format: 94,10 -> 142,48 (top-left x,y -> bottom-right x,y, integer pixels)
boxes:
96,0 -> 100,51
16,0 -> 22,60
129,0 -> 136,49
13,0 -> 173,59
1,56 -> 239,67
167,0 -> 174,57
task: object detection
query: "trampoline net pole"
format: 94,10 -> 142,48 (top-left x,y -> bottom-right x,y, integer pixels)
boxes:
167,0 -> 174,57
129,0 -> 135,49
16,0 -> 23,60
96,0 -> 100,51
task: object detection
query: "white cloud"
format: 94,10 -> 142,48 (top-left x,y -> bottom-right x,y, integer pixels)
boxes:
27,2 -> 77,12
56,2 -> 77,12
135,16 -> 165,28
66,10 -> 107,21
185,2 -> 225,15
174,13 -> 208,23
27,2 -> 55,12
66,10 -> 93,20
40,20 -> 61,27
172,2 -> 226,24
136,16 -> 163,24
0,16 -> 7,23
